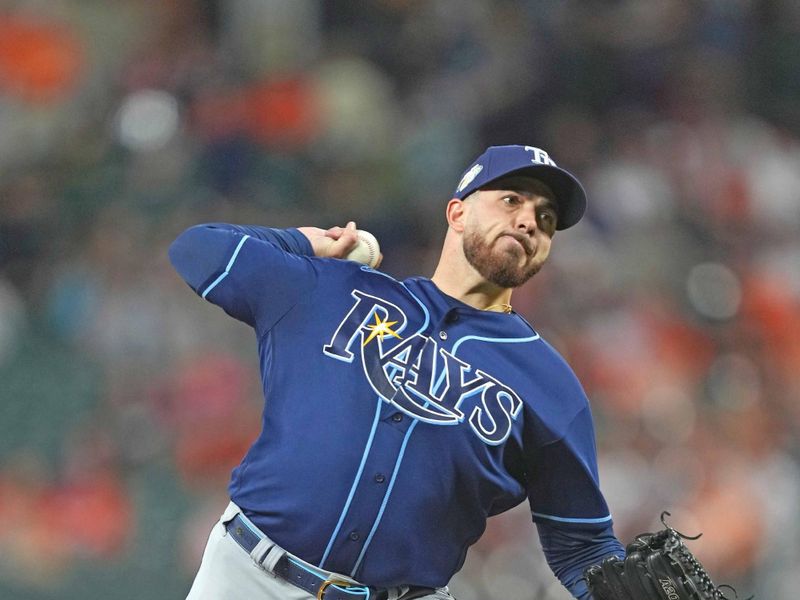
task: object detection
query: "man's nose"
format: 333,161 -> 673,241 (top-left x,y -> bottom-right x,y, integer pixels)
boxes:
515,205 -> 537,234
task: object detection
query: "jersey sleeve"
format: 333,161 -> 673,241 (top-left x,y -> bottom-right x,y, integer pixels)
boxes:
168,223 -> 318,333
526,404 -> 609,523
523,380 -> 624,597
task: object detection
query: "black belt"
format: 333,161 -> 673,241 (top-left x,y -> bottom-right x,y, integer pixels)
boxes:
225,514 -> 433,600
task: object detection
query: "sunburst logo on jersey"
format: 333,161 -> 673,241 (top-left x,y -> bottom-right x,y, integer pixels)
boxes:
362,313 -> 402,346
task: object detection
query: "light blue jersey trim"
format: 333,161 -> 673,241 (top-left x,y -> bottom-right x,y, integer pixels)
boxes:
320,398 -> 383,568
350,420 -> 419,576
452,332 -> 540,354
400,284 -> 430,333
532,511 -> 613,524
348,273 -> 431,335
201,234 -> 250,299
431,332 -> 541,396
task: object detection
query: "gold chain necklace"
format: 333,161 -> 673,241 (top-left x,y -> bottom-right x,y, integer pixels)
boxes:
484,303 -> 513,314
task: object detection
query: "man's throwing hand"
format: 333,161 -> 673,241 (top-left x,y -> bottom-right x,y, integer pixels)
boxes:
298,222 -> 382,268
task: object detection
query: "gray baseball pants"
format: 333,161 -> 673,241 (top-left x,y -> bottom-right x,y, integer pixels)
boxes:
186,502 -> 454,600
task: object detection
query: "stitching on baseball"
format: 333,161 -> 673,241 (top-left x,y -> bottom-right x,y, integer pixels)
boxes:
360,233 -> 376,266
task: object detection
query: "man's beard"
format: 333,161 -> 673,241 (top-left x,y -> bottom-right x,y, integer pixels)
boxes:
463,230 -> 543,289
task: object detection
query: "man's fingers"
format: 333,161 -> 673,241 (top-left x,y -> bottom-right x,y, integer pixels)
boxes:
329,227 -> 358,256
325,226 -> 343,240
300,224 -> 361,258
325,222 -> 356,240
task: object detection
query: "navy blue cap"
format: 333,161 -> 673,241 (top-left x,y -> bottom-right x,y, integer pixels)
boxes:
454,145 -> 587,230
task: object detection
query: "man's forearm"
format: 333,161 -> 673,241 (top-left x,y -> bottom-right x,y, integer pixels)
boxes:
537,520 -> 624,599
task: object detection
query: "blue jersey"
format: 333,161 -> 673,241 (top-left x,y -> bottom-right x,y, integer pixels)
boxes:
169,223 -> 623,597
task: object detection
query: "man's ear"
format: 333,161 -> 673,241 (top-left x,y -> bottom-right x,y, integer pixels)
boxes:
445,198 -> 467,233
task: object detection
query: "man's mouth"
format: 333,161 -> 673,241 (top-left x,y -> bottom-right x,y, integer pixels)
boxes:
499,233 -> 533,256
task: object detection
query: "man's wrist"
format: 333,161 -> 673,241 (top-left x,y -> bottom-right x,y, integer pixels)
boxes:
296,227 -> 330,257
297,223 -> 359,259
284,227 -> 316,256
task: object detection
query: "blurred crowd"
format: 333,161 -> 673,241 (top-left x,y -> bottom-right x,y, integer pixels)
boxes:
0,1 -> 799,599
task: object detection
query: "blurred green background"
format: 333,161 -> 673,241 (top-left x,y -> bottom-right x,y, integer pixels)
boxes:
1,1 -> 799,598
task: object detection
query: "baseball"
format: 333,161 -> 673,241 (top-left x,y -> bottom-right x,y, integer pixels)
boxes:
346,229 -> 381,268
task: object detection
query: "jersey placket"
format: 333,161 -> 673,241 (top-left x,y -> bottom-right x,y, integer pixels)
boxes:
318,406 -> 415,577
320,313 -> 460,578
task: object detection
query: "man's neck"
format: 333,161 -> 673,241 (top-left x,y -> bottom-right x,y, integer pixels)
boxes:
430,264 -> 513,312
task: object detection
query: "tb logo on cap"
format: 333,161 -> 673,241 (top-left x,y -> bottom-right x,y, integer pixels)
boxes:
524,146 -> 556,166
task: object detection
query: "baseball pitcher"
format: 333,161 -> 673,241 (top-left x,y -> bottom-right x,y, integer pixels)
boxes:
170,145 -> 626,599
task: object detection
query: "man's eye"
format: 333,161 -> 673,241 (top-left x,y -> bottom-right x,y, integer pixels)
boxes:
538,212 -> 557,231
502,195 -> 520,205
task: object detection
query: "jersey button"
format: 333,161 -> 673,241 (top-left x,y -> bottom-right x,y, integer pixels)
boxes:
349,531 -> 360,541
439,331 -> 448,340
391,413 -> 403,422
374,473 -> 386,483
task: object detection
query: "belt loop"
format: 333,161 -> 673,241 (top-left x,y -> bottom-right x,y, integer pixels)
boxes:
249,538 -> 276,570
248,535 -> 286,573
261,543 -> 286,572
389,587 -> 410,600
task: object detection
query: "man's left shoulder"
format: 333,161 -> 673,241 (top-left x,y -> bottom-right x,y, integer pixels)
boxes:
512,317 -> 573,366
